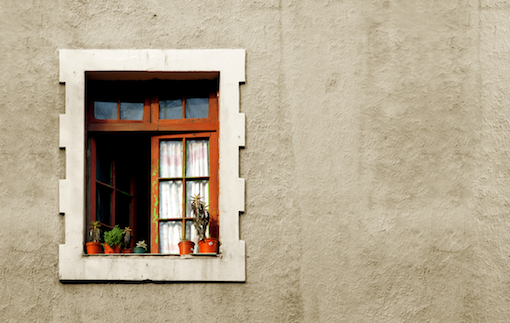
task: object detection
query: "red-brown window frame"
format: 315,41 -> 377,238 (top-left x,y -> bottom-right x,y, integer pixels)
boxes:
86,81 -> 219,254
150,132 -> 219,253
87,90 -> 218,133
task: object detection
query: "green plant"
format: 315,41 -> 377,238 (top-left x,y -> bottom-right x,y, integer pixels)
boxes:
191,194 -> 210,241
89,221 -> 101,243
104,225 -> 124,247
136,240 -> 147,251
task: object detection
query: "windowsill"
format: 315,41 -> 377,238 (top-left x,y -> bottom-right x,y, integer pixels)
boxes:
84,253 -> 221,257
60,240 -> 245,281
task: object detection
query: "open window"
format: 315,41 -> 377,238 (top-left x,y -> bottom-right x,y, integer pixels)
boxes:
59,49 -> 246,281
86,78 -> 219,254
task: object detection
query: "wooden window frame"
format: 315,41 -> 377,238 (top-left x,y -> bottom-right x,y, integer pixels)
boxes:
150,132 -> 219,253
87,93 -> 219,133
87,86 -> 219,254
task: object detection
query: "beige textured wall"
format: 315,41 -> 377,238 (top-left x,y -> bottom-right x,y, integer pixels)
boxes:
1,0 -> 510,321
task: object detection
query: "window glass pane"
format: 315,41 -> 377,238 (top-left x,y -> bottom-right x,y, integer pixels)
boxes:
186,139 -> 209,177
96,149 -> 112,185
159,221 -> 181,254
94,101 -> 117,120
186,180 -> 209,218
159,181 -> 182,219
159,99 -> 182,119
185,97 -> 208,119
96,185 -> 112,226
160,140 -> 183,178
185,220 -> 199,253
115,161 -> 131,193
116,192 -> 132,229
120,102 -> 144,120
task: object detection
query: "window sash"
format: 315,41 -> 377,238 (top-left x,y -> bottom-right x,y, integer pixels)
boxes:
89,137 -> 135,235
150,132 -> 218,254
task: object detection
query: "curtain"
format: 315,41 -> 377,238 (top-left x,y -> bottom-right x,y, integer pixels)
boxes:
159,181 -> 182,219
186,139 -> 209,177
160,140 -> 182,178
159,221 -> 181,254
186,140 -> 209,249
158,139 -> 209,254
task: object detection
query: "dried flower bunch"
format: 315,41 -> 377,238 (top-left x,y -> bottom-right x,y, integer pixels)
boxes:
123,226 -> 132,248
89,221 -> 101,243
190,194 -> 210,241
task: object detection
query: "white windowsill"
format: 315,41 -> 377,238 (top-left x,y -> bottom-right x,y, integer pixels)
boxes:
59,49 -> 246,282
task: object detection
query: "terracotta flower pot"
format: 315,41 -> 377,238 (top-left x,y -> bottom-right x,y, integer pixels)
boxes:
86,242 -> 103,254
198,238 -> 218,254
104,243 -> 121,254
178,240 -> 195,255
121,248 -> 132,253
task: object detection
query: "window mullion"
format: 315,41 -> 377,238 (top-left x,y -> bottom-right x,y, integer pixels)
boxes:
181,95 -> 185,119
151,96 -> 159,123
150,136 -> 159,253
117,99 -> 120,120
90,137 -> 97,224
181,137 -> 186,241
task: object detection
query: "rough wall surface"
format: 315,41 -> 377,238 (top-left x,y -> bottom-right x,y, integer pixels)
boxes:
1,0 -> 509,322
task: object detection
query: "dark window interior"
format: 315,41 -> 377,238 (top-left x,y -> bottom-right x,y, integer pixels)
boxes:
87,133 -> 150,250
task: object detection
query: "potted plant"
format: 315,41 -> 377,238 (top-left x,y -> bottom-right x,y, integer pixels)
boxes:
86,221 -> 103,254
191,194 -> 218,254
178,238 -> 195,255
103,225 -> 124,254
134,240 -> 148,253
121,226 -> 132,253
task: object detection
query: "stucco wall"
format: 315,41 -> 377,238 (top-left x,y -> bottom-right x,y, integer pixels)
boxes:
1,0 -> 510,321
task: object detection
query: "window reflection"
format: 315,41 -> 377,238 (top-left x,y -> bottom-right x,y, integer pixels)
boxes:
185,97 -> 208,119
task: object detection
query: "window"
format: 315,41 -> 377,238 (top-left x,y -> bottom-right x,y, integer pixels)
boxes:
59,49 -> 246,281
86,79 -> 219,254
151,132 -> 218,253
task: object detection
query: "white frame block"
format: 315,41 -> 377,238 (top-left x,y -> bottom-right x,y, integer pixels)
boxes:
59,49 -> 246,282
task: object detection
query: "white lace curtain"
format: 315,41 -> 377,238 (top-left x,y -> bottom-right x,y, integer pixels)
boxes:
159,139 -> 209,254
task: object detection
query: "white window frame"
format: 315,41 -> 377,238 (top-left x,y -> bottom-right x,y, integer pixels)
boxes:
59,49 -> 246,282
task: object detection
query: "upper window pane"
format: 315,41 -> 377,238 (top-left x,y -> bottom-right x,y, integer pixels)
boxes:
160,99 -> 182,119
185,97 -> 208,119
120,102 -> 144,120
186,139 -> 209,177
96,147 -> 112,185
94,101 -> 117,120
160,140 -> 183,178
